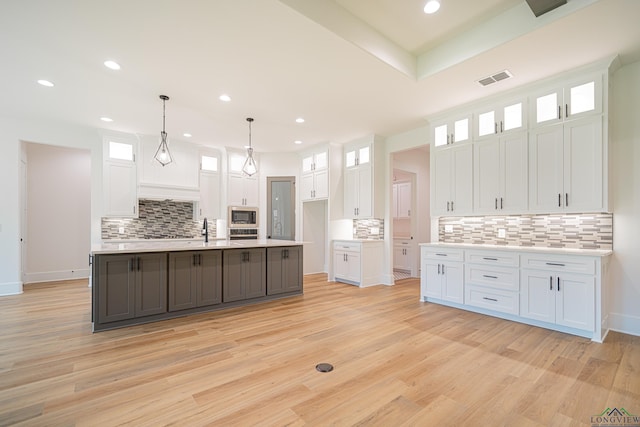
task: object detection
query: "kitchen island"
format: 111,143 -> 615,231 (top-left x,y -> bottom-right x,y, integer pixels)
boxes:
90,239 -> 303,331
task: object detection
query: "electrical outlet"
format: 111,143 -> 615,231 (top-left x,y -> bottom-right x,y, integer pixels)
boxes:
444,225 -> 453,233
118,227 -> 125,234
498,228 -> 506,238
370,227 -> 379,234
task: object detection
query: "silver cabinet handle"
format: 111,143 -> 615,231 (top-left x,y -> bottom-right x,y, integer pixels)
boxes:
447,201 -> 450,211
494,122 -> 498,134
483,275 -> 498,279
442,264 -> 445,274
435,253 -> 447,257
451,201 -> 454,211
500,121 -> 503,133
546,262 -> 565,267
483,297 -> 498,302
483,257 -> 498,261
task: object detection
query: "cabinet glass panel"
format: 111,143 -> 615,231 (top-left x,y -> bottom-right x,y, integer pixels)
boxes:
315,151 -> 328,169
229,155 -> 244,172
201,155 -> 218,172
358,147 -> 370,165
536,93 -> 558,124
478,111 -> 495,137
454,118 -> 469,142
302,155 -> 314,172
346,150 -> 356,167
570,81 -> 595,115
109,141 -> 133,161
503,103 -> 522,131
434,124 -> 448,147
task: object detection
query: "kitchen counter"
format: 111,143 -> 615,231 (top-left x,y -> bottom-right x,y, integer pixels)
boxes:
92,239 -> 305,255
419,242 -> 612,257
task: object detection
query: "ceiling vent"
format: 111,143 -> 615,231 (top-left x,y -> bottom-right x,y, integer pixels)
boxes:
525,0 -> 567,17
477,70 -> 513,87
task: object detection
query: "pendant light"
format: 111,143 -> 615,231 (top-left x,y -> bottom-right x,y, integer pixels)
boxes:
154,95 -> 173,166
242,117 -> 258,176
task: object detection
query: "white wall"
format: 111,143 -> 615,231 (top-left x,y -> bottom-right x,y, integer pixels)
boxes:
0,118 -> 103,295
24,143 -> 91,283
610,59 -> 640,335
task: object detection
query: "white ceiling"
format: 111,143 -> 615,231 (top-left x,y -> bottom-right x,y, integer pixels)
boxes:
1,0 -> 639,153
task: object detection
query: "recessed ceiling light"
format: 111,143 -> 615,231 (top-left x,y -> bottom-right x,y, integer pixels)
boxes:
424,0 -> 440,14
295,117 -> 305,123
37,79 -> 54,87
294,140 -> 303,145
219,94 -> 231,102
100,117 -> 113,122
104,60 -> 121,70
183,133 -> 192,138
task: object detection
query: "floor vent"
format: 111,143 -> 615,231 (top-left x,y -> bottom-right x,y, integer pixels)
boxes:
477,70 -> 513,87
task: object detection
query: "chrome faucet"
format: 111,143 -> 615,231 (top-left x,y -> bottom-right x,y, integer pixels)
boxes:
202,217 -> 208,243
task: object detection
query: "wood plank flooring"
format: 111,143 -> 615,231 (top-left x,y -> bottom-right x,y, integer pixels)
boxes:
1,275 -> 639,426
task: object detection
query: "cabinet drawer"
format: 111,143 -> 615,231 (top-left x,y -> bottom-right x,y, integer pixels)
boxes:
465,265 -> 519,291
422,247 -> 464,262
465,285 -> 519,315
334,242 -> 361,253
520,253 -> 595,275
465,250 -> 519,267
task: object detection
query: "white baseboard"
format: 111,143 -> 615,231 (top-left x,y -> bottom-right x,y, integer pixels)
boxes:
608,312 -> 640,337
0,281 -> 23,296
24,269 -> 90,284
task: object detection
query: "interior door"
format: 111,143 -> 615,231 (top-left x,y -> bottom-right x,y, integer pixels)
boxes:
267,176 -> 295,240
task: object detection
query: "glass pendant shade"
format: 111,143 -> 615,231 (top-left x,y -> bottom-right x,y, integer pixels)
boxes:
154,95 -> 173,166
242,147 -> 257,176
242,117 -> 258,176
155,131 -> 173,166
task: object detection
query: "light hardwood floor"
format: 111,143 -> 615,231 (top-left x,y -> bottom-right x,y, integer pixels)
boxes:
1,275 -> 639,426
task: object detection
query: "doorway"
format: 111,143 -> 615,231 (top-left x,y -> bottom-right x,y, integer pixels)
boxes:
266,176 -> 295,240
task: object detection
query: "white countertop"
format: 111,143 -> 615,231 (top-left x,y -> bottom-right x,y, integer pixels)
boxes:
419,242 -> 612,257
333,239 -> 384,244
92,239 -> 305,255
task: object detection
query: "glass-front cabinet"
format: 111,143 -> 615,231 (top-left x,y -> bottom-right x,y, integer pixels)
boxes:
432,113 -> 471,148
475,98 -> 526,140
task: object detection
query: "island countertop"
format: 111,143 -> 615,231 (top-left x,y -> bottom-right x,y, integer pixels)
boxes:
91,239 -> 305,255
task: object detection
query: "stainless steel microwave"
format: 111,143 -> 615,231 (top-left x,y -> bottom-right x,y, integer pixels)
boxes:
228,206 -> 258,228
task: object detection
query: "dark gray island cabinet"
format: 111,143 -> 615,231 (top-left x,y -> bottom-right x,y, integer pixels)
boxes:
91,241 -> 303,332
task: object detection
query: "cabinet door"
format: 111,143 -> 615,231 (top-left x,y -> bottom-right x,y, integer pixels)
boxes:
198,250 -> 222,307
520,270 -> 556,323
356,165 -> 372,218
223,249 -> 245,302
314,169 -> 329,199
566,76 -> 602,120
528,125 -> 564,212
168,252 -> 198,312
422,260 -> 442,299
501,131 -> 528,213
334,250 -> 348,279
346,251 -> 361,283
474,138 -> 501,214
556,273 -> 595,331
244,175 -> 259,207
432,149 -> 453,216
199,171 -> 221,220
452,145 -> 473,214
441,262 -> 464,304
135,253 -> 168,317
228,174 -> 245,206
282,246 -> 303,293
344,168 -> 359,218
104,161 -> 137,217
301,173 -> 315,202
244,248 -> 266,299
532,87 -> 563,127
392,184 -> 398,218
563,117 -> 603,212
97,254 -> 136,323
267,247 -> 302,295
397,182 -> 411,218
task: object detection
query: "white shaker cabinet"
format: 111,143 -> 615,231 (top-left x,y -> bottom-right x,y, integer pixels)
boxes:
393,181 -> 411,218
333,240 -> 384,287
474,98 -> 526,140
474,131 -> 528,214
198,152 -> 221,220
227,151 -> 259,207
103,137 -> 138,218
528,116 -> 603,213
431,113 -> 471,148
420,247 -> 464,304
301,148 -> 328,201
343,136 -> 384,219
432,144 -> 473,216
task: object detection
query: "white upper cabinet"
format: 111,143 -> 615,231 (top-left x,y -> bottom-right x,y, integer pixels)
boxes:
528,116 -> 603,213
103,135 -> 138,218
530,74 -> 602,128
393,181 -> 411,218
474,131 -> 528,214
301,147 -> 329,201
431,144 -> 473,216
343,136 -> 384,219
227,150 -> 259,207
198,151 -> 221,220
474,98 -> 526,140
432,113 -> 472,148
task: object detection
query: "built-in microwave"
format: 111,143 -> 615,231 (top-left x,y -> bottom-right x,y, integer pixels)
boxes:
228,206 -> 258,228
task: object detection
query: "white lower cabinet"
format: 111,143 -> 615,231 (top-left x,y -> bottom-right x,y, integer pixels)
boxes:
420,247 -> 464,304
420,244 -> 610,342
333,240 -> 384,287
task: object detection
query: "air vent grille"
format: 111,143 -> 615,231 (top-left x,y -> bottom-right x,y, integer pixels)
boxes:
477,70 -> 513,87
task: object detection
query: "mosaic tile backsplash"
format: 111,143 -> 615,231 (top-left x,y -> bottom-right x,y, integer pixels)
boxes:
102,199 -> 213,240
353,218 -> 384,240
438,213 -> 612,250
